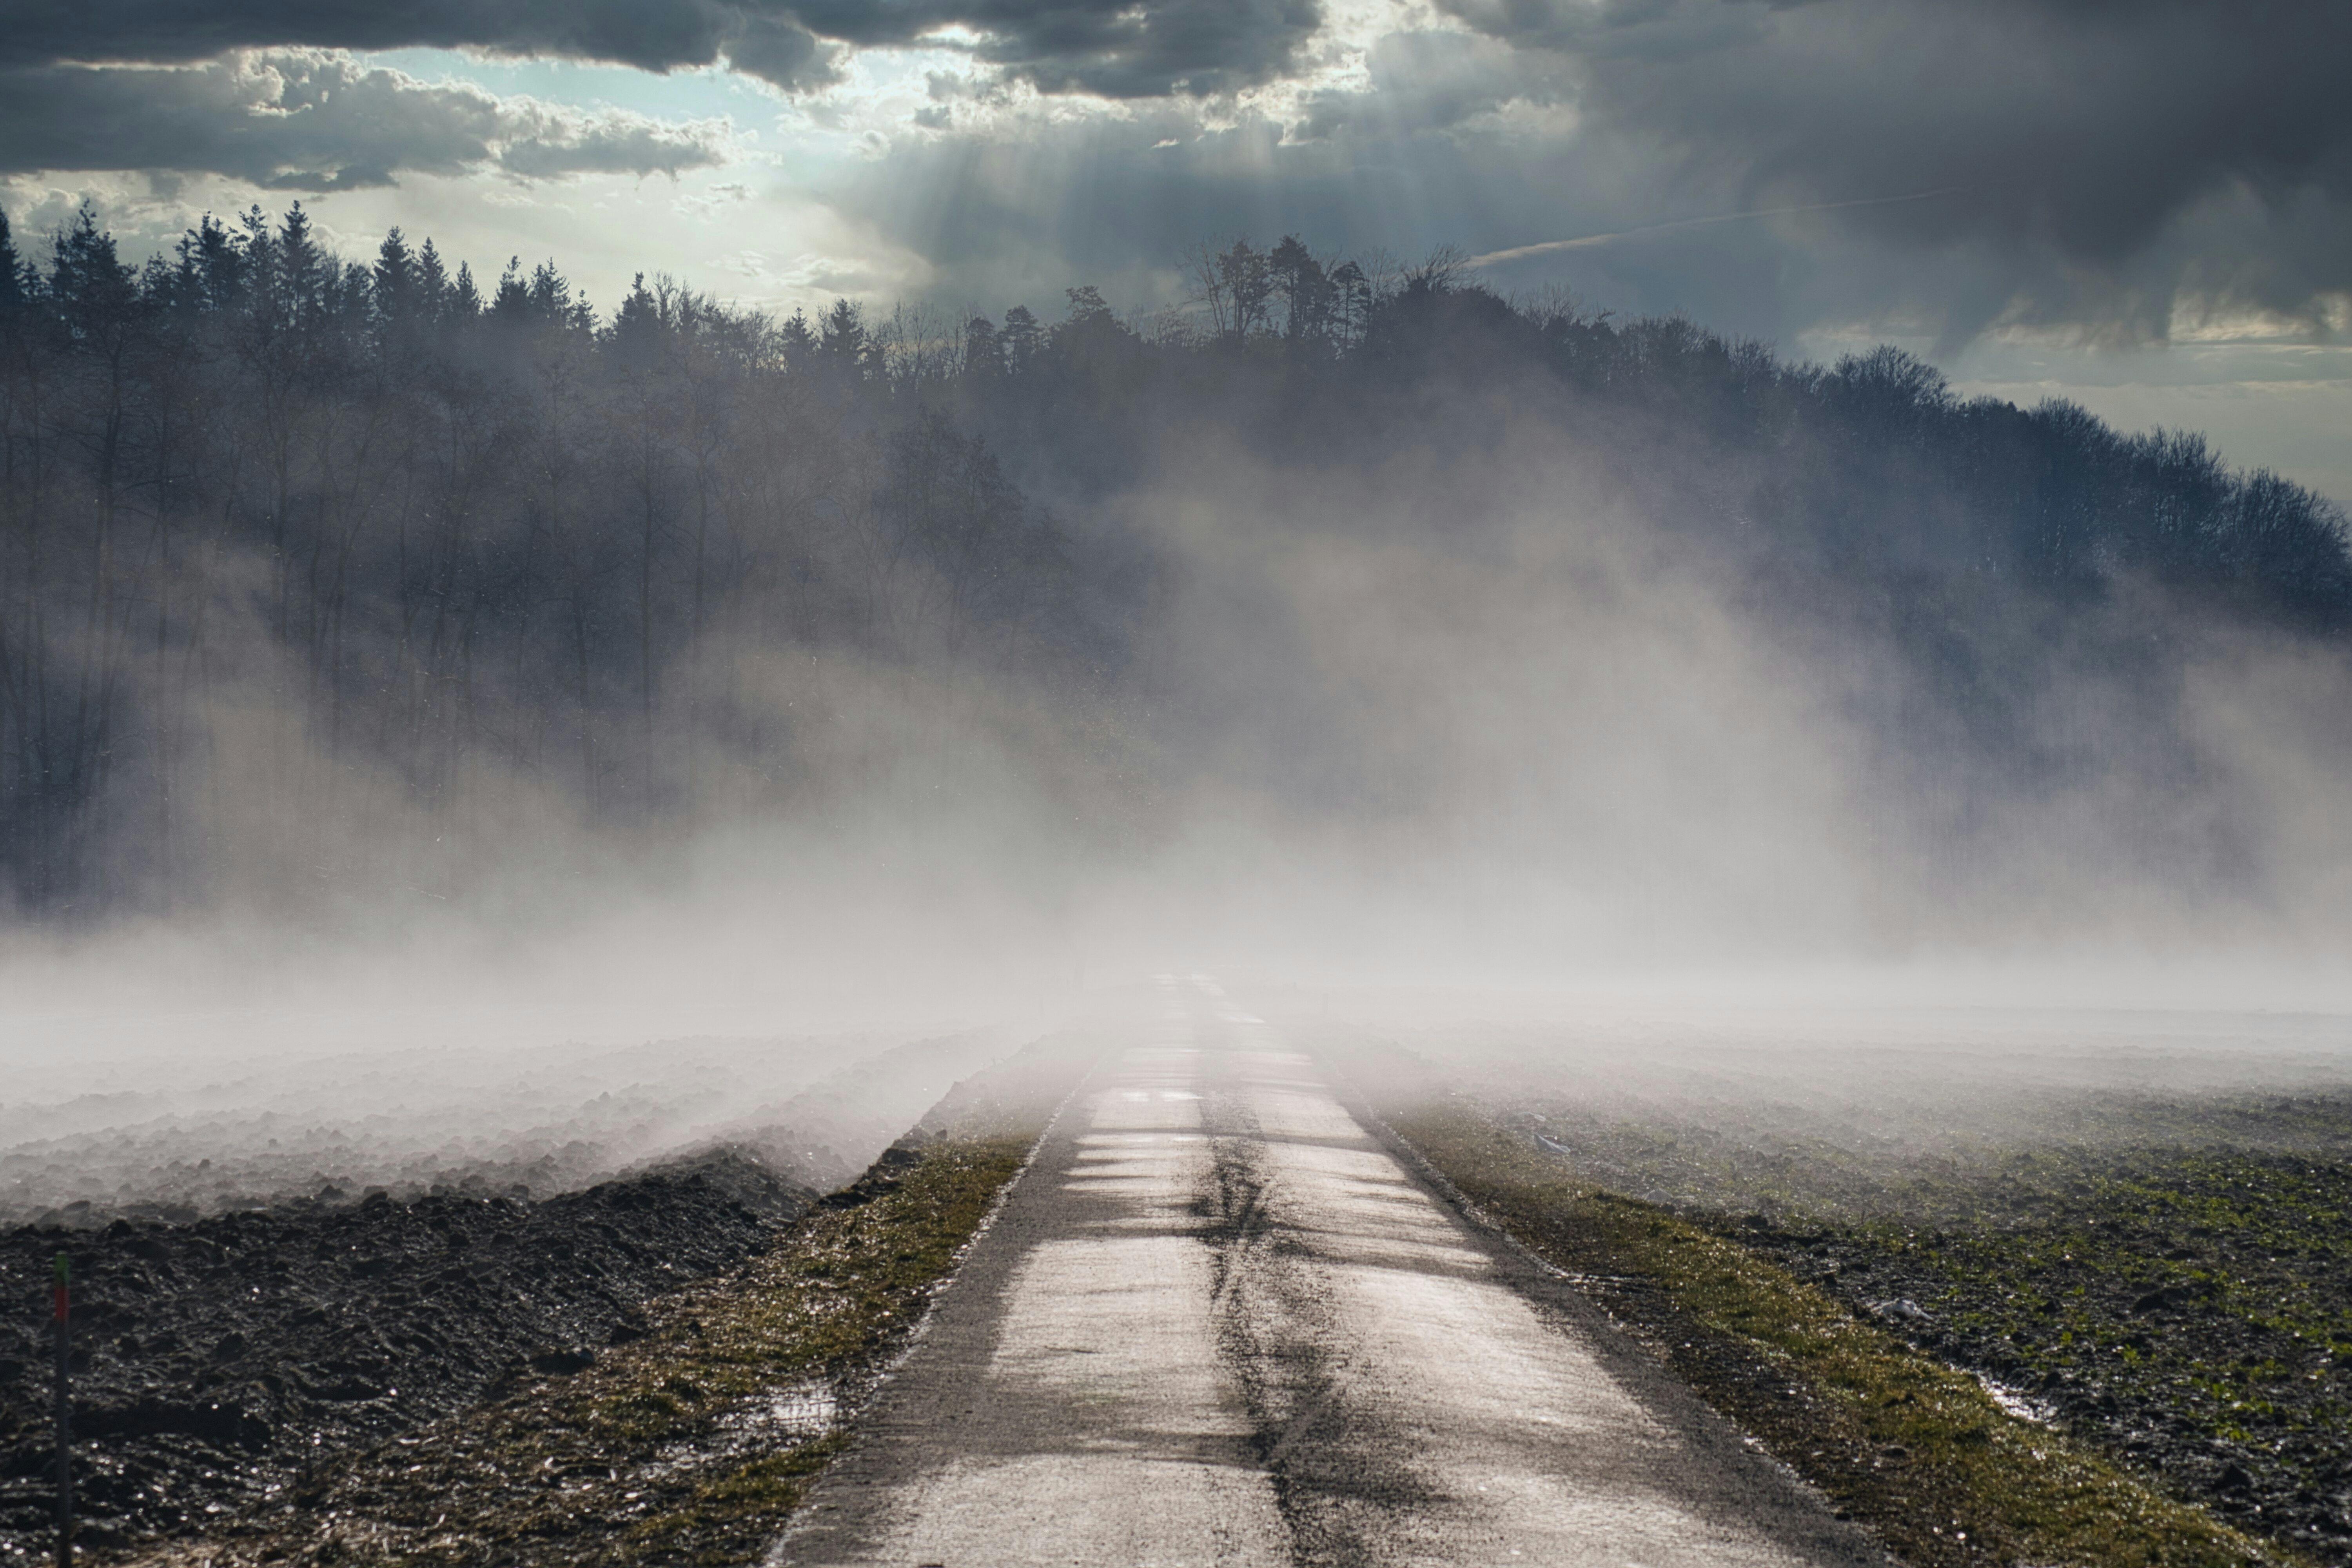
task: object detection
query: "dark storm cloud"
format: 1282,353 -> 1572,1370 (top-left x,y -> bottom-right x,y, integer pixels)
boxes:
830,0 -> 2350,348
0,54 -> 730,189
0,0 -> 1318,98
1296,30 -> 1570,142
1441,0 -> 2352,332
0,0 -> 842,91
804,0 -> 1323,97
10,0 -> 2344,351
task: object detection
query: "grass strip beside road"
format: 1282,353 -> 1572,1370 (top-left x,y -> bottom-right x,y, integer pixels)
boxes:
1387,1106 -> 2296,1568
131,1136 -> 1036,1568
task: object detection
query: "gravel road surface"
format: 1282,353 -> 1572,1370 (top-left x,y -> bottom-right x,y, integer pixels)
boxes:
774,978 -> 1887,1568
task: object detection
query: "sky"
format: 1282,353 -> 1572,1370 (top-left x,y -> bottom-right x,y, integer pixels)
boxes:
2,0 -> 2347,505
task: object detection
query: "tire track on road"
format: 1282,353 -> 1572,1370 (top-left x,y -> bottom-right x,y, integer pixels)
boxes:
774,979 -> 1888,1568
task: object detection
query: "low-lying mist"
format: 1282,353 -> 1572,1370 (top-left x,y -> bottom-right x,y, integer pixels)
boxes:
0,1025 -> 1020,1228
7,216 -> 2352,1216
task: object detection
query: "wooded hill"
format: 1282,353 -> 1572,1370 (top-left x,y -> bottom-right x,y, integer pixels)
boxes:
2,206 -> 2345,915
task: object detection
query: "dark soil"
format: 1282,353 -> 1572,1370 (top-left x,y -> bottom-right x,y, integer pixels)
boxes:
145,1137 -> 1040,1568
1728,1146 -> 2352,1563
0,1149 -> 817,1560
109,1030 -> 1097,1567
1461,1080 -> 2352,1564
0,1025 -> 1015,1563
1384,1105 -> 2278,1568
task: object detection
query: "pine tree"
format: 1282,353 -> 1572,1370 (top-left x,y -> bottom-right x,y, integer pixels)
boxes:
415,238 -> 450,325
276,202 -> 321,321
49,201 -> 138,334
820,298 -> 866,370
778,307 -> 816,374
236,205 -> 278,327
372,227 -> 417,328
491,256 -> 530,322
449,259 -> 482,320
611,272 -> 665,358
170,214 -> 244,314
0,206 -> 25,312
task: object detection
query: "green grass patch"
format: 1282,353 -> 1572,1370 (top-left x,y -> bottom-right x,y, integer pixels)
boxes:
1441,1077 -> 2352,1553
1388,1106 -> 2298,1568
1803,1149 -> 2352,1492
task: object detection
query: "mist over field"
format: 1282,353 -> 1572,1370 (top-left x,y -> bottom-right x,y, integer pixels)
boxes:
5,209 -> 2352,1222
8,2 -> 2352,1559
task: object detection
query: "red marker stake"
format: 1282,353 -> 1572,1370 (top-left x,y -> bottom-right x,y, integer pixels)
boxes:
53,1252 -> 71,1568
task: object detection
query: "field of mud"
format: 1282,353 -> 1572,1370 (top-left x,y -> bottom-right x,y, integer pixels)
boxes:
0,1030 -> 1020,1562
89,1033 -> 1090,1568
16,998 -> 2352,1566
0,1147 -> 816,1557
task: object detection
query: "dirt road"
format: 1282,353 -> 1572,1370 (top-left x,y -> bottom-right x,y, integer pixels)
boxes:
773,978 -> 1885,1567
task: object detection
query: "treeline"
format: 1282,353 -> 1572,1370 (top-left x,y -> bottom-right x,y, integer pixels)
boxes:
0,203 -> 1093,910
2,207 -> 2347,912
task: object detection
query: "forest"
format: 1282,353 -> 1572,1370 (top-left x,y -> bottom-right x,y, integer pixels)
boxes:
1,203 -> 2347,917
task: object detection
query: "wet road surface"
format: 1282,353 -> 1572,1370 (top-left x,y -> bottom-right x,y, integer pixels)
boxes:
772,978 -> 1886,1568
